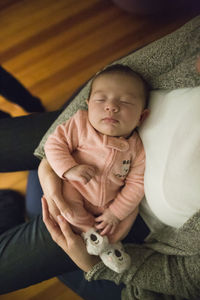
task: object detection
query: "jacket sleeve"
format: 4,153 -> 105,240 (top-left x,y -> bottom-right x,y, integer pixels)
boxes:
109,136 -> 145,220
44,112 -> 82,178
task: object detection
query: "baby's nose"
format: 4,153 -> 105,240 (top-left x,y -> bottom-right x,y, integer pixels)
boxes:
105,103 -> 119,112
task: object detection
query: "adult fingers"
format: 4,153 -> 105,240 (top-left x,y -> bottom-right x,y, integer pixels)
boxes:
57,214 -> 76,241
45,195 -> 60,223
56,214 -> 85,253
53,194 -> 73,217
42,197 -> 66,246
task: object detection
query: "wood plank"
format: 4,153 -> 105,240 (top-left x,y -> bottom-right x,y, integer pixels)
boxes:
0,278 -> 83,300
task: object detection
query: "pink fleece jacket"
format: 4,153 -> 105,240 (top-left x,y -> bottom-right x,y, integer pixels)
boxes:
44,110 -> 145,220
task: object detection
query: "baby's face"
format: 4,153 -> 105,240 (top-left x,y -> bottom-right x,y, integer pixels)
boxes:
87,72 -> 146,138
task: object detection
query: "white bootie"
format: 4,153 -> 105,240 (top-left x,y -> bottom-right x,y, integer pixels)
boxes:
100,242 -> 131,273
82,228 -> 109,255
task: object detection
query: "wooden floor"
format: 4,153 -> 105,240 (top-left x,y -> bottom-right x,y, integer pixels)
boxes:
0,0 -> 198,299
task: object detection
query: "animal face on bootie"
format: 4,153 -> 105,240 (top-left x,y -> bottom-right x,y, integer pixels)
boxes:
100,242 -> 131,273
82,228 -> 109,255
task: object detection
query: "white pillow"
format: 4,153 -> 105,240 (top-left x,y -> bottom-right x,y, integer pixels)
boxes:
139,86 -> 200,228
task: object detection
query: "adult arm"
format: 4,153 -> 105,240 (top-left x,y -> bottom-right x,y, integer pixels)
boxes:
43,196 -> 200,299
42,197 -> 100,272
86,246 -> 200,299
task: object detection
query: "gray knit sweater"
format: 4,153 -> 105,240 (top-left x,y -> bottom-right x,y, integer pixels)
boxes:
86,209 -> 200,299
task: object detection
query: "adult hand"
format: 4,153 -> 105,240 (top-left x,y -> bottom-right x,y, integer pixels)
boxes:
38,158 -> 72,222
42,197 -> 100,272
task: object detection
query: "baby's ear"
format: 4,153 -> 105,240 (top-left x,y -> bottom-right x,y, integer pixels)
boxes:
138,109 -> 150,126
86,99 -> 89,105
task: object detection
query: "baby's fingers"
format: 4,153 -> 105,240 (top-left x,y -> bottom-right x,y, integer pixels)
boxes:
95,220 -> 106,230
82,167 -> 95,184
87,166 -> 96,177
100,224 -> 113,236
95,215 -> 103,222
80,174 -> 92,184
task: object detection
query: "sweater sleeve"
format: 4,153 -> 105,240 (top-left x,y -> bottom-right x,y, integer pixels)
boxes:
85,244 -> 200,299
85,261 -> 126,286
109,136 -> 145,220
44,111 -> 83,178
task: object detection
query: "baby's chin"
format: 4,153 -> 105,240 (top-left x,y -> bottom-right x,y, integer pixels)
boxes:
93,123 -> 133,138
98,128 -> 131,138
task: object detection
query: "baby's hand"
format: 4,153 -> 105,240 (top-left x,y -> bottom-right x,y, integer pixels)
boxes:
95,208 -> 120,236
63,164 -> 95,184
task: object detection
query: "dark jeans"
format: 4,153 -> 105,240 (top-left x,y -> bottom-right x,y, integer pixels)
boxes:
0,110 -> 61,172
0,215 -> 77,293
0,215 -> 126,298
0,72 -> 84,172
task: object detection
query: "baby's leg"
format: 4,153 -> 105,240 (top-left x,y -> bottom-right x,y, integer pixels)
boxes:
63,182 -> 109,255
108,208 -> 138,244
97,211 -> 138,272
62,181 -> 95,233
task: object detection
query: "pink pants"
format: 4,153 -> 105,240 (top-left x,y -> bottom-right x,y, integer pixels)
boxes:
62,181 -> 138,240
62,181 -> 108,232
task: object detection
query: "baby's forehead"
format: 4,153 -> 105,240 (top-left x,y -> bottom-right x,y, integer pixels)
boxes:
91,72 -> 140,89
94,71 -> 138,81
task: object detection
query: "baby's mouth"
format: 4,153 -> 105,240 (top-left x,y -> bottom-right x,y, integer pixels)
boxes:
102,117 -> 119,124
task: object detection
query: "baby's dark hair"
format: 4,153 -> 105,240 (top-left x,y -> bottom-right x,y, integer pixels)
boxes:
89,64 -> 150,108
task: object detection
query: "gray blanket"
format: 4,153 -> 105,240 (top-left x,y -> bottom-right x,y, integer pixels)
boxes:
34,15 -> 200,159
